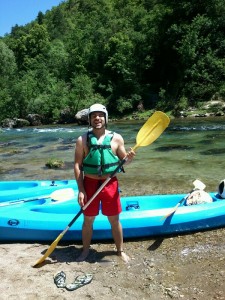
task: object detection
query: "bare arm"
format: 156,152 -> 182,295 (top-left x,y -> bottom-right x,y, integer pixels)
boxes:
74,135 -> 86,206
113,133 -> 135,163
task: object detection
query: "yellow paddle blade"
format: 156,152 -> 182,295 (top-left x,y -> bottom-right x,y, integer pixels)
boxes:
133,111 -> 170,151
51,188 -> 75,201
33,233 -> 64,267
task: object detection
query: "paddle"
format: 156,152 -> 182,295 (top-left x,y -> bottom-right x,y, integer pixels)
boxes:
0,188 -> 75,207
161,179 -> 206,220
33,111 -> 170,267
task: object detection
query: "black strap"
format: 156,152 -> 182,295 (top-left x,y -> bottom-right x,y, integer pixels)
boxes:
91,145 -> 111,150
83,162 -> 119,169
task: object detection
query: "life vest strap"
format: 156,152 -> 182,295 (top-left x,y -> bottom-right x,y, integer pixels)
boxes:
91,145 -> 111,150
83,161 -> 119,169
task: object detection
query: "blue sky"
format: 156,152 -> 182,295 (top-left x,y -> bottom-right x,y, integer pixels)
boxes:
0,0 -> 64,37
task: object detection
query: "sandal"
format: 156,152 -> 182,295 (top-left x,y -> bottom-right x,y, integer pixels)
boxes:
53,271 -> 66,288
66,273 -> 93,291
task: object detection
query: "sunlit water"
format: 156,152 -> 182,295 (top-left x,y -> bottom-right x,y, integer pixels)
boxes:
1,116 -> 225,195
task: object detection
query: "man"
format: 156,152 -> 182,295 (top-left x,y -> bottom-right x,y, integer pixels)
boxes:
74,103 -> 135,262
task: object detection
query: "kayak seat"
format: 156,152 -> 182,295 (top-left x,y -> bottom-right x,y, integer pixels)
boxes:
126,201 -> 140,211
213,193 -> 224,201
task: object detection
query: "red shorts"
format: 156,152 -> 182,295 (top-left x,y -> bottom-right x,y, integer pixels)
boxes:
83,176 -> 122,216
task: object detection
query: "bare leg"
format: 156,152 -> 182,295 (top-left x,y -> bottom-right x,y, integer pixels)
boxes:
108,215 -> 130,263
76,216 -> 95,262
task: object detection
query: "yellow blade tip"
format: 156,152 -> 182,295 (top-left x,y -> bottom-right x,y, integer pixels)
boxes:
32,234 -> 63,267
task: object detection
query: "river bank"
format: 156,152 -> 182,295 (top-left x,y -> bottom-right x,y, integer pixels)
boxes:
1,227 -> 225,299
1,99 -> 225,129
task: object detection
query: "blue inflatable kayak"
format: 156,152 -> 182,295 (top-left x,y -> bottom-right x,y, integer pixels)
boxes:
0,191 -> 225,241
0,180 -> 78,202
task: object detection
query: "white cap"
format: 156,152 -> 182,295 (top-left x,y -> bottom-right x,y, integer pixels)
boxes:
88,103 -> 108,125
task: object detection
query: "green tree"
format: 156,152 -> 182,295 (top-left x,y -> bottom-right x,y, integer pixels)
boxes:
0,41 -> 17,121
36,12 -> 45,25
12,24 -> 50,71
1,0 -> 225,122
46,40 -> 69,79
69,74 -> 95,112
0,41 -> 17,86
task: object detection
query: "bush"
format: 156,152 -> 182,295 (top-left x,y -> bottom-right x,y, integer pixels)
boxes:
45,158 -> 65,169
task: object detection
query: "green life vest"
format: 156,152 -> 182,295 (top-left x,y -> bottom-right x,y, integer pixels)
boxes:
82,131 -> 121,176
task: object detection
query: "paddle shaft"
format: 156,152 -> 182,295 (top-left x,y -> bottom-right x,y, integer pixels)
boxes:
60,157 -> 127,236
162,179 -> 206,220
0,195 -> 51,207
173,193 -> 191,210
177,192 -> 191,206
0,188 -> 75,207
162,188 -> 197,220
177,180 -> 206,208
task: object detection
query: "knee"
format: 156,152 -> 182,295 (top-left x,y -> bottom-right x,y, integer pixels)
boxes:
83,216 -> 95,228
108,215 -> 120,227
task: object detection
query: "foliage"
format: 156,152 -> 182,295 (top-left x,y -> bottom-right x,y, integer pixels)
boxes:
45,158 -> 65,169
1,0 -> 225,124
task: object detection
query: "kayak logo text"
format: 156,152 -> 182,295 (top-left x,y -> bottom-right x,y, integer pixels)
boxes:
8,219 -> 20,226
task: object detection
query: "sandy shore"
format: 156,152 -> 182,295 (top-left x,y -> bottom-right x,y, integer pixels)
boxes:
1,227 -> 225,300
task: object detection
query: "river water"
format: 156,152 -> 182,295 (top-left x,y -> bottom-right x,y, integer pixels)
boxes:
1,116 -> 225,195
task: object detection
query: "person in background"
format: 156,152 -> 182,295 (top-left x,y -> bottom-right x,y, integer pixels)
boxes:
74,103 -> 135,262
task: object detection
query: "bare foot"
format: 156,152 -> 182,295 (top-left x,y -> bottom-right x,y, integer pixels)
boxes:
76,249 -> 89,262
117,251 -> 130,263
